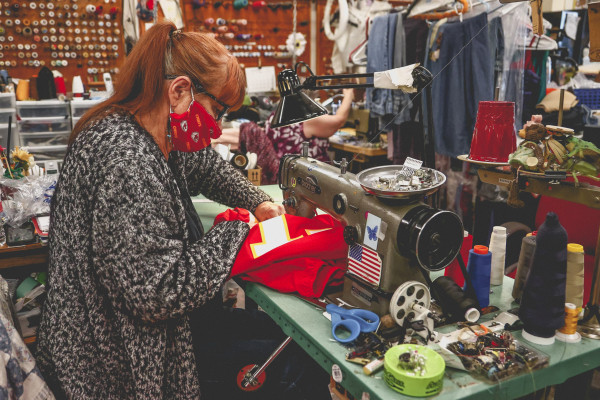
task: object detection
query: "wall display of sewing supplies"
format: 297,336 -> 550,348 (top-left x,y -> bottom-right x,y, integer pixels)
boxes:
0,0 -> 124,87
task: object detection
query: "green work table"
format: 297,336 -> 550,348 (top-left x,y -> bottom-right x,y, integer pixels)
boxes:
192,184 -> 284,228
193,185 -> 600,400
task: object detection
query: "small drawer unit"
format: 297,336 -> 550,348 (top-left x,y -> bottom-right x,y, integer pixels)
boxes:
17,118 -> 71,135
70,99 -> 102,119
0,122 -> 17,150
0,94 -> 18,150
16,100 -> 70,119
23,145 -> 68,162
16,100 -> 71,165
20,132 -> 70,147
0,93 -> 16,110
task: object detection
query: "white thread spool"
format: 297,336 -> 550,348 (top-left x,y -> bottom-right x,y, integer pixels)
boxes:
86,4 -> 96,13
489,226 -> 507,286
72,75 -> 84,97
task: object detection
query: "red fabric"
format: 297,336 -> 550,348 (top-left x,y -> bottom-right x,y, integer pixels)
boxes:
214,210 -> 349,297
532,176 -> 600,305
444,234 -> 473,287
213,207 -> 252,225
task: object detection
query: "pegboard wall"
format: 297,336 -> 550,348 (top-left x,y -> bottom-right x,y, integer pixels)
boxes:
181,0 -> 315,77
0,0 -> 125,94
1,0 -> 410,97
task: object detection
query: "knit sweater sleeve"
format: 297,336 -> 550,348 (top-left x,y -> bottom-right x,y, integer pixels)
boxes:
92,157 -> 249,323
182,147 -> 272,213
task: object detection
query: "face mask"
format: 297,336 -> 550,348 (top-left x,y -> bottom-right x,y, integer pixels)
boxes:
168,92 -> 222,153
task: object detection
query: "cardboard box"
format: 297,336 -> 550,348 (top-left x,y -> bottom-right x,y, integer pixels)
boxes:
247,167 -> 262,186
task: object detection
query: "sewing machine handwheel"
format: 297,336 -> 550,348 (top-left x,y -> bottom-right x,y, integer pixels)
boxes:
390,281 -> 431,328
237,364 -> 266,392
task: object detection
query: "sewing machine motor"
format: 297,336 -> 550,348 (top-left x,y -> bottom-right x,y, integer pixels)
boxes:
278,152 -> 464,315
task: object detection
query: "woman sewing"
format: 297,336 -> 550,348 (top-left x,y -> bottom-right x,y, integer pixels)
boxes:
36,22 -> 329,399
265,88 -> 354,162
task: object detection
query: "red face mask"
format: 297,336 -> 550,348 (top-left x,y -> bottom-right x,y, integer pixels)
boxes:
169,95 -> 222,153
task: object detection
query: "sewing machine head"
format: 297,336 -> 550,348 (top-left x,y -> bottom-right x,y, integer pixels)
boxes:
278,150 -> 464,315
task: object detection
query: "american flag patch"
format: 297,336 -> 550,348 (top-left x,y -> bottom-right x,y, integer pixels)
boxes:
348,244 -> 382,286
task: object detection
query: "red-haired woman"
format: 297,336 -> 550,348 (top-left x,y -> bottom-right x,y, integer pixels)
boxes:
36,22 -> 329,399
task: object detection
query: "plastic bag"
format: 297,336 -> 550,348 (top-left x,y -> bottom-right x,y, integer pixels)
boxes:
0,175 -> 57,227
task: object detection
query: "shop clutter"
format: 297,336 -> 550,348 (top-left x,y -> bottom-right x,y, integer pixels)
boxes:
0,146 -> 56,246
0,146 -> 56,357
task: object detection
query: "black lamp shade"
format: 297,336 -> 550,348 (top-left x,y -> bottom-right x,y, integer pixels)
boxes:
271,92 -> 328,128
270,69 -> 327,128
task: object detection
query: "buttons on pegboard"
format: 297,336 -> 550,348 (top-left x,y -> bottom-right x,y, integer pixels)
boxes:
185,0 -> 310,73
0,0 -> 123,87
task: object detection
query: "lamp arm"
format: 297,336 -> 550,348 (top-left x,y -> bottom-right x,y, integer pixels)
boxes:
300,72 -> 374,90
299,66 -> 433,92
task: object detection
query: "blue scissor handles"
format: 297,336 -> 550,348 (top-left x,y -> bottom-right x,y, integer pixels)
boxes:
326,304 -> 380,343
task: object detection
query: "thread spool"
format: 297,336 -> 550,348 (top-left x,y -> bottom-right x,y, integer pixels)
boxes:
431,276 -> 480,323
16,79 -> 30,101
72,75 -> 84,97
512,236 -> 536,302
520,212 -> 567,346
231,152 -> 248,170
555,303 -> 581,343
565,243 -> 585,313
86,4 -> 96,13
465,245 -> 492,308
489,226 -> 507,286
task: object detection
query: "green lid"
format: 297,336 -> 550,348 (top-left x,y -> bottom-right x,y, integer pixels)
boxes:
384,344 -> 445,397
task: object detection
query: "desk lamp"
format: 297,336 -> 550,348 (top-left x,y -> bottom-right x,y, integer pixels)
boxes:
270,62 -> 435,167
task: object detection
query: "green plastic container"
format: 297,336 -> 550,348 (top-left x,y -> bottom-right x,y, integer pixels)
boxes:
383,344 -> 445,397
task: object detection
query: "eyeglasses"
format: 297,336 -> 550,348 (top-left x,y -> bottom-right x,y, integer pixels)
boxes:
165,75 -> 231,121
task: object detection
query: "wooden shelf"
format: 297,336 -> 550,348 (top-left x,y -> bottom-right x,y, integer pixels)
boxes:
477,168 -> 600,209
0,242 -> 48,270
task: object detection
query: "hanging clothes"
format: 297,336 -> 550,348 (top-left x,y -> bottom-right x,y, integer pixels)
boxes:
487,17 -> 505,89
366,13 -> 412,127
500,3 -> 528,129
390,18 -> 430,164
426,12 -> 494,158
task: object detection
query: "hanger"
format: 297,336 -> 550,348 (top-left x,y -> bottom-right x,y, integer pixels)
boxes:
409,0 -> 469,20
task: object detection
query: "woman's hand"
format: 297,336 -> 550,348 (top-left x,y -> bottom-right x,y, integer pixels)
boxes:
254,201 -> 285,221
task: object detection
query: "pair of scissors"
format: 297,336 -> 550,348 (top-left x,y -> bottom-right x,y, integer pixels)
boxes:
325,304 -> 380,343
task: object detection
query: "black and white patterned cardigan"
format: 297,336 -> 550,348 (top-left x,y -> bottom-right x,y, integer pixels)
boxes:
35,111 -> 272,399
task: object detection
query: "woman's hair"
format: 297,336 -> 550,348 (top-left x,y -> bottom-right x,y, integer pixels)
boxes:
70,21 -> 246,143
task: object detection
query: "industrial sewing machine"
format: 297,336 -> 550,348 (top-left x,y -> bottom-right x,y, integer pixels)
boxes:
278,145 -> 464,316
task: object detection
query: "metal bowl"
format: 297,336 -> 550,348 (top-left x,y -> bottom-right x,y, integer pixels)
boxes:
355,165 -> 447,199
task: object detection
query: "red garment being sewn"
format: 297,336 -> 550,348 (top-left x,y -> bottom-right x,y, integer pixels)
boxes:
214,209 -> 348,297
